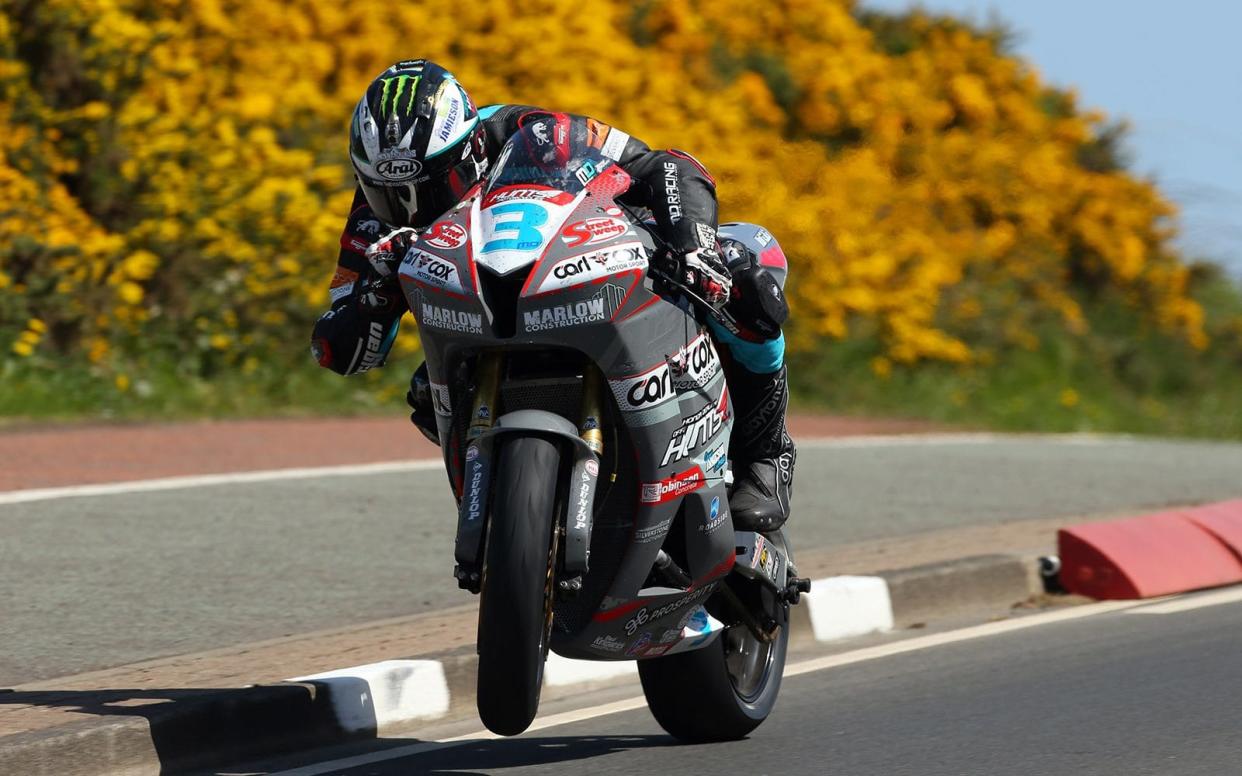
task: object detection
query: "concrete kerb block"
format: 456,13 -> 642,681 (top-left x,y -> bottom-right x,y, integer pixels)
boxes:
0,554 -> 1040,776
438,652 -> 482,720
288,659 -> 450,736
0,717 -> 161,776
802,576 -> 895,642
0,683 -> 345,776
880,554 -> 1037,626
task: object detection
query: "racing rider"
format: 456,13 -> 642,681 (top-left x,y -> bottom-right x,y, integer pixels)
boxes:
311,60 -> 796,531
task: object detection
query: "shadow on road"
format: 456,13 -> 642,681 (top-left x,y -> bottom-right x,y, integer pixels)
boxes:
0,683 -> 368,773
1,685 -> 682,774
346,734 -> 674,775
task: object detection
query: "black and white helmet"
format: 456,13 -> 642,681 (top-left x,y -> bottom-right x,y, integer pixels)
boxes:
349,60 -> 488,229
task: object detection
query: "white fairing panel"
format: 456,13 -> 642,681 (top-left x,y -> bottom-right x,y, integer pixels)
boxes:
533,242 -> 649,294
471,189 -> 584,276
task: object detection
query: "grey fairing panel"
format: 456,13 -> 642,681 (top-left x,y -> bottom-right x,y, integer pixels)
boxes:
402,185 -> 740,658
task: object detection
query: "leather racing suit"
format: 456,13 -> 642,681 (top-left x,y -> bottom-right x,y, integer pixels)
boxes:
312,105 -> 795,530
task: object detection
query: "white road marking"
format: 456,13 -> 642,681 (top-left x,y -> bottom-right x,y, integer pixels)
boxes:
784,599 -> 1142,677
0,432 -> 1131,505
1124,586 -> 1242,614
543,652 -> 638,687
270,597 -> 1153,776
796,432 -> 1133,450
270,698 -> 651,776
265,740 -> 458,775
0,460 -> 443,505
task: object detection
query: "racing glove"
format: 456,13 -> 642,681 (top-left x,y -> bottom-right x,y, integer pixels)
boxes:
360,226 -> 417,313
365,226 -> 418,278
679,247 -> 733,310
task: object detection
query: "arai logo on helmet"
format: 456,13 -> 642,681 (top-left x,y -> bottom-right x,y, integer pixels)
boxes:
375,157 -> 423,181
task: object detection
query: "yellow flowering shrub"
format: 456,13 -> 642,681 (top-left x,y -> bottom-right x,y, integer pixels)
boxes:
0,0 -> 1208,379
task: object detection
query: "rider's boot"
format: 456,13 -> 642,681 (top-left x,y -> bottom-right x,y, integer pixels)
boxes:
407,362 -> 441,446
727,363 -> 796,532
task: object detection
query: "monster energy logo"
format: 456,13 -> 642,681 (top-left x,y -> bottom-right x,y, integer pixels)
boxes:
380,74 -> 421,115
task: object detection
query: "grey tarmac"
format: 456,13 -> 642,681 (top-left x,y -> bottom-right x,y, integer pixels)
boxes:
257,593 -> 1242,776
2,434 -> 1242,684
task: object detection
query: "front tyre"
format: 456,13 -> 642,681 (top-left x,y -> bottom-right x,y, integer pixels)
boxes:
476,436 -> 561,736
638,613 -> 789,741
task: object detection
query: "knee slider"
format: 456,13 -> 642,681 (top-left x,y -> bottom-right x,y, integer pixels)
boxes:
720,239 -> 789,341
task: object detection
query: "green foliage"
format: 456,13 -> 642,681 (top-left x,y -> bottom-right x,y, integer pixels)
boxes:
789,270 -> 1242,438
0,350 -> 414,423
8,271 -> 1239,438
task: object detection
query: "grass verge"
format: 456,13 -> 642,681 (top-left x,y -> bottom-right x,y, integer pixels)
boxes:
789,272 -> 1242,439
4,275 -> 1240,438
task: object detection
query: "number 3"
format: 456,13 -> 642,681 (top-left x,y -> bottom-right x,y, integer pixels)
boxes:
482,202 -> 548,253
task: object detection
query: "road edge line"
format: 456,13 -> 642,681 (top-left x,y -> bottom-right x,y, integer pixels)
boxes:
0,460 -> 443,505
0,552 -> 1040,775
0,430 -> 1141,505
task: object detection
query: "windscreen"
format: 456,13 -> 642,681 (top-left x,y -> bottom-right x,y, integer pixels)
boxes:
484,115 -> 609,197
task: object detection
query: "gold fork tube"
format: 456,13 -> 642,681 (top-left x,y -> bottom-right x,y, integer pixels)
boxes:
466,352 -> 503,441
579,365 -> 605,455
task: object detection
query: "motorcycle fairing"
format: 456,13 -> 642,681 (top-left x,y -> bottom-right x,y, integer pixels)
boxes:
472,186 -> 583,277
403,130 -> 741,662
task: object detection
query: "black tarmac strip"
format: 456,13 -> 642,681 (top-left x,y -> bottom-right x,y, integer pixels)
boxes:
4,435 -> 1242,684
239,593 -> 1242,776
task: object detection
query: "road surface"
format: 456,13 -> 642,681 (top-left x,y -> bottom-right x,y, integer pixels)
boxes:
254,589 -> 1242,776
2,433 -> 1241,683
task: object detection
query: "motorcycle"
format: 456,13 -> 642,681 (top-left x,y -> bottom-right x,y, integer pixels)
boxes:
398,115 -> 809,740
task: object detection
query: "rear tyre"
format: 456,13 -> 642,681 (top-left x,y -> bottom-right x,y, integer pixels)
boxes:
638,610 -> 788,741
476,435 -> 561,736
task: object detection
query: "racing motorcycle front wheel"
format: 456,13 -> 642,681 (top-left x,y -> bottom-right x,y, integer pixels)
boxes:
638,608 -> 789,741
475,435 -> 561,736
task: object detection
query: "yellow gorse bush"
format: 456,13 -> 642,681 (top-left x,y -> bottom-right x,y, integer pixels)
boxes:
0,0 -> 1206,375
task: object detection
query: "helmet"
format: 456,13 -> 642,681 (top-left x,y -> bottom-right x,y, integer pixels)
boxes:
349,60 -> 488,229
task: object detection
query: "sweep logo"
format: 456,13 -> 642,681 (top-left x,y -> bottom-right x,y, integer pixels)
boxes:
424,221 -> 468,250
560,217 -> 629,248
430,382 -> 452,416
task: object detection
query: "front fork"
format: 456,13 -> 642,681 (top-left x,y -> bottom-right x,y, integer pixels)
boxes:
452,352 -> 606,594
452,352 -> 504,593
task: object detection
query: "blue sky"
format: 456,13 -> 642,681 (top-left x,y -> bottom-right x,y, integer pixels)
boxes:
860,0 -> 1242,276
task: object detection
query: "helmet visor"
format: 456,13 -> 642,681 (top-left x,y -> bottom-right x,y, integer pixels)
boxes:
359,153 -> 483,229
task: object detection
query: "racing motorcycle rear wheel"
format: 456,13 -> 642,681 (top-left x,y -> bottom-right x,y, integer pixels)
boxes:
638,606 -> 789,741
475,435 -> 561,736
